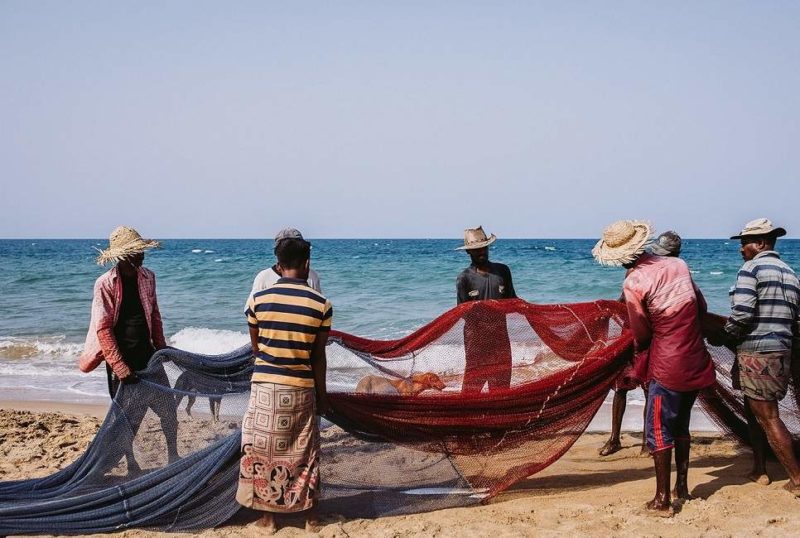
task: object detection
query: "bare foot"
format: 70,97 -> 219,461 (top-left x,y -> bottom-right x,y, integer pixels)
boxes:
638,445 -> 651,458
255,514 -> 277,534
672,486 -> 693,501
783,480 -> 800,497
747,471 -> 771,486
644,499 -> 674,518
598,440 -> 622,456
305,516 -> 320,533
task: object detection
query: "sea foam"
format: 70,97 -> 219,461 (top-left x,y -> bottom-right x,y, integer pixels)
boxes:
169,327 -> 249,355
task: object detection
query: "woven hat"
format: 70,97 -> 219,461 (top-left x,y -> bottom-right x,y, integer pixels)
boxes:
456,226 -> 496,250
96,226 -> 160,265
592,220 -> 652,266
730,218 -> 786,240
650,231 -> 682,257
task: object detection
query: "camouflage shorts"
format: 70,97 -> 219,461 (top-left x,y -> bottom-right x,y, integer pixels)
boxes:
733,351 -> 792,401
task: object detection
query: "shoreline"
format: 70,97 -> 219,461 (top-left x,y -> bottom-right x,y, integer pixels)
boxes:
0,396 -> 722,433
0,399 -> 108,418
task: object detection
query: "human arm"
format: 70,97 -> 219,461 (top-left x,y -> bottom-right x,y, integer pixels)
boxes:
622,280 -> 652,352
693,281 -> 708,316
723,266 -> 758,339
249,326 -> 259,356
311,330 -> 330,416
503,265 -> 517,299
149,276 -> 167,350
246,296 -> 259,356
312,301 -> 333,416
456,273 -> 469,304
94,278 -> 134,380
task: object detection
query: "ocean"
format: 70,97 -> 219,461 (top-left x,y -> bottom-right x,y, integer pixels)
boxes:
2,238 -> 798,406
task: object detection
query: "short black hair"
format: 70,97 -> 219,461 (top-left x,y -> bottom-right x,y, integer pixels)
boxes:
275,238 -> 311,269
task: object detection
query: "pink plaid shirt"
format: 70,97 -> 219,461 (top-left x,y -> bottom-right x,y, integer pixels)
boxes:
623,253 -> 715,391
79,266 -> 167,378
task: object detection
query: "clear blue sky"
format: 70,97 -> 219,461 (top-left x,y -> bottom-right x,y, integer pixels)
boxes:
1,1 -> 799,238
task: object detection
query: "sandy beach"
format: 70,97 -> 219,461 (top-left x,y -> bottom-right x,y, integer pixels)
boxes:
2,402 -> 799,537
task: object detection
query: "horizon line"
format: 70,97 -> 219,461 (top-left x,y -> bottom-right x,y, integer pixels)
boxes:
2,236 -> 798,241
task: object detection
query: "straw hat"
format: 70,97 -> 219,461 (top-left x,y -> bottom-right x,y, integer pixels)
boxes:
730,218 -> 786,240
96,226 -> 160,265
592,220 -> 653,266
456,226 -> 496,250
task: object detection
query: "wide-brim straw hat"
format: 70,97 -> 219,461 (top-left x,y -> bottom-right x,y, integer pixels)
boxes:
456,226 -> 497,250
96,226 -> 160,265
592,220 -> 653,266
730,218 -> 787,240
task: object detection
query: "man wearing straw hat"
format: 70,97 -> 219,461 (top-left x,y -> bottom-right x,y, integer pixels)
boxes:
599,230 -> 684,458
79,226 -> 179,470
593,221 -> 714,516
456,226 -> 516,393
715,218 -> 800,495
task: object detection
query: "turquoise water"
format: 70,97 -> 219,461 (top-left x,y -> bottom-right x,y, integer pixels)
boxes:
1,238 -> 798,403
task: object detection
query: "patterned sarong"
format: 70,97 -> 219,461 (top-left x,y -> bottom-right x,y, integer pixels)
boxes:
236,382 -> 320,513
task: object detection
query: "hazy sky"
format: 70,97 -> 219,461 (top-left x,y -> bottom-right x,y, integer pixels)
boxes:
2,2 -> 799,238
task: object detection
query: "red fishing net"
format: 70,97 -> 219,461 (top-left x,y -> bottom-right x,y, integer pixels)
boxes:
325,298 -> 632,500
4,299 -> 798,534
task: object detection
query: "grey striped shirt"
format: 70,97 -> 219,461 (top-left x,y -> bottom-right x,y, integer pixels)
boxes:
724,251 -> 800,353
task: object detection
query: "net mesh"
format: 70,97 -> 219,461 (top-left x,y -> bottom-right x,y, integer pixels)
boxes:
0,299 -> 796,534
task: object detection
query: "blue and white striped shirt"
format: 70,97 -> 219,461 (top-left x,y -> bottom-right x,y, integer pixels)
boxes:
724,251 -> 800,353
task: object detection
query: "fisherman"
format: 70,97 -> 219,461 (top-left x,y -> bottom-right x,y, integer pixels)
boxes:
599,231 -> 682,457
593,221 -> 714,515
245,228 -> 321,312
456,226 -> 516,393
714,219 -> 800,494
239,236 -> 332,533
78,226 -> 179,471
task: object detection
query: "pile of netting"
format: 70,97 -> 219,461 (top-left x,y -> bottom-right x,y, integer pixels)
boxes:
0,299 -> 794,534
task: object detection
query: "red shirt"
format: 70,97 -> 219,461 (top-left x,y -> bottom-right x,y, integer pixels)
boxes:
79,266 -> 167,378
623,253 -> 715,391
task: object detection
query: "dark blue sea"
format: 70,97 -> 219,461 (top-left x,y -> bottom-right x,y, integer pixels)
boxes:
2,238 -> 798,404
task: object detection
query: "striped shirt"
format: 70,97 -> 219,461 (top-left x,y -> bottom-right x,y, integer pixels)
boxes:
725,251 -> 800,353
245,277 -> 332,387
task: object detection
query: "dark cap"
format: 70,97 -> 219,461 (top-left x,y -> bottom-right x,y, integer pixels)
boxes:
650,231 -> 682,257
274,228 -> 304,246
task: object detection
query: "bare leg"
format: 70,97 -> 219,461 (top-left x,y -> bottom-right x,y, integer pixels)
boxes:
640,385 -> 650,456
748,398 -> 800,493
744,398 -> 771,485
305,507 -> 320,532
599,390 -> 627,456
672,439 -> 692,500
256,513 -> 277,533
645,448 -> 673,516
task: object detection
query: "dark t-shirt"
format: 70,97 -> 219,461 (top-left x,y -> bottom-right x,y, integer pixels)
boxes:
113,275 -> 154,371
456,262 -> 516,304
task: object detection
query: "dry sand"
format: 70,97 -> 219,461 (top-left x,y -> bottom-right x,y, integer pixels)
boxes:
2,403 -> 800,537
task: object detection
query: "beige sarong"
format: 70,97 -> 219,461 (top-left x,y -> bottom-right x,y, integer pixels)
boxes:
236,382 -> 320,513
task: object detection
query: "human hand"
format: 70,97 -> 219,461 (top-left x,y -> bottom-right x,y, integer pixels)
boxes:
316,396 -> 330,417
705,330 -> 726,347
121,372 -> 140,384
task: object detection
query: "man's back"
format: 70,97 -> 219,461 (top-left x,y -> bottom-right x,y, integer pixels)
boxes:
623,253 -> 714,391
245,277 -> 332,388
